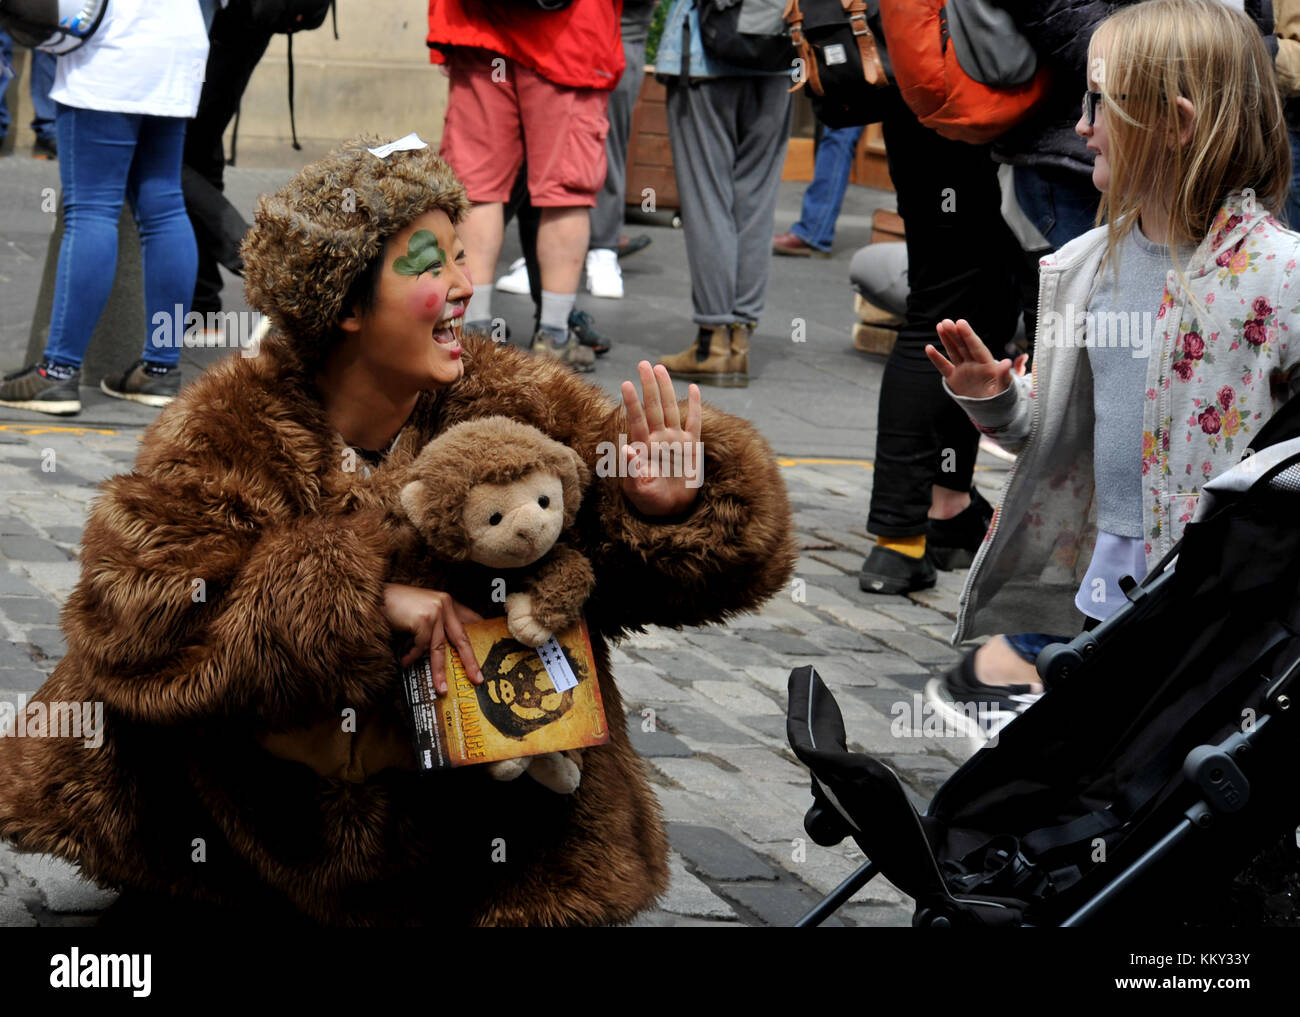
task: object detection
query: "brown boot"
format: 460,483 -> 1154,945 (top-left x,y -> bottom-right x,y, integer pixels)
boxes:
657,325 -> 733,385
727,321 -> 752,388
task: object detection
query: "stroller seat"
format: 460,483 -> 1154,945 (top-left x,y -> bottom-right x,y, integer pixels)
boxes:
787,425 -> 1300,928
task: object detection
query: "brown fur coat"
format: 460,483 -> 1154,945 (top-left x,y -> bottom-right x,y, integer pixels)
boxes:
0,332 -> 796,926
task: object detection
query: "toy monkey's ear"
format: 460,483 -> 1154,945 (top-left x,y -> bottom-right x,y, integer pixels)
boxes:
566,447 -> 591,491
400,480 -> 425,522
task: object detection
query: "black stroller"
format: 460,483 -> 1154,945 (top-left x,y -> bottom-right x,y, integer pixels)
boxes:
787,406 -> 1300,927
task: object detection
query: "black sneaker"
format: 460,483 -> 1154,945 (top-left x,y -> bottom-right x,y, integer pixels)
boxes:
858,544 -> 936,595
567,309 -> 611,355
927,487 -> 994,571
101,359 -> 181,407
32,135 -> 57,160
924,648 -> 1043,752
0,360 -> 81,415
617,234 -> 652,259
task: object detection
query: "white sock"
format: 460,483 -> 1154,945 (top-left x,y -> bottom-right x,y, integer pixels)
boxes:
466,284 -> 493,325
540,289 -> 576,337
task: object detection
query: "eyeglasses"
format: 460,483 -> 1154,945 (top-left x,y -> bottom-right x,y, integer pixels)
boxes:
1082,91 -> 1103,126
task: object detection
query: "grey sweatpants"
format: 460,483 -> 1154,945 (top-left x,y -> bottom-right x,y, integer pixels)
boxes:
590,0 -> 657,251
665,75 -> 793,325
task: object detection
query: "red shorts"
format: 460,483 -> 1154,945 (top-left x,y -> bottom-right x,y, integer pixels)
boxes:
439,48 -> 610,208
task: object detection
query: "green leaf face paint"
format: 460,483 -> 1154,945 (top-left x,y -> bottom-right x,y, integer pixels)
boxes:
392,229 -> 447,278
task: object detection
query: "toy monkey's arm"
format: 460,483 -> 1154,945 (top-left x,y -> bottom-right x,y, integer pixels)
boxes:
520,543 -> 596,634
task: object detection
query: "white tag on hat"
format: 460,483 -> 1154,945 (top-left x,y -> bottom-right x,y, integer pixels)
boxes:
367,133 -> 429,159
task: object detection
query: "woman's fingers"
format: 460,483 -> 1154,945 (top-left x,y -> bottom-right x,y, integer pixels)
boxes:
684,382 -> 702,441
1013,353 -> 1029,376
442,595 -> 482,685
637,360 -> 665,434
653,364 -> 681,431
621,379 -> 650,447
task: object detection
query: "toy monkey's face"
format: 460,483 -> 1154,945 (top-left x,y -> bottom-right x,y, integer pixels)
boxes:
463,470 -> 565,568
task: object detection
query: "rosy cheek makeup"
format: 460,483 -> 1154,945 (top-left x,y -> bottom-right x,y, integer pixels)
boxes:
408,277 -> 447,322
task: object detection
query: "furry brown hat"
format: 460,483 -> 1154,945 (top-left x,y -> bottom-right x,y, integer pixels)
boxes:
241,134 -> 471,350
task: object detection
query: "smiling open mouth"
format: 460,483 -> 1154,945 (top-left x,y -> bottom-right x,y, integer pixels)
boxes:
433,311 -> 463,347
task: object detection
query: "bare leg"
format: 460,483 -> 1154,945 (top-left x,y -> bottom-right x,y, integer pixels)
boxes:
973,636 -> 1042,690
458,201 -> 505,297
537,206 -> 588,294
929,484 -> 972,521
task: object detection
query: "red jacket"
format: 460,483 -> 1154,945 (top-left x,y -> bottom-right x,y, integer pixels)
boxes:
428,0 -> 625,92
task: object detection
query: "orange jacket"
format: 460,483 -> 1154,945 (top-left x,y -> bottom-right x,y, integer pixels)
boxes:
427,0 -> 625,91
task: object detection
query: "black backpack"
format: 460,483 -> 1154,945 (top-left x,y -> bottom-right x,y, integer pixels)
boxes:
785,0 -> 894,129
232,0 -> 337,156
698,0 -> 793,72
247,0 -> 332,34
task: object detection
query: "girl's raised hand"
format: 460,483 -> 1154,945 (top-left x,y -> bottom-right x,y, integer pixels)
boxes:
926,318 -> 1027,399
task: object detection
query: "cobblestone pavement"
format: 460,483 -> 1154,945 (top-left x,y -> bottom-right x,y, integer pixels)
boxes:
1,159 -> 1013,926
0,416 -> 1008,927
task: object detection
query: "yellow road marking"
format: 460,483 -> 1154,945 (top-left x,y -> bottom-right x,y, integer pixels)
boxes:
0,423 -> 119,436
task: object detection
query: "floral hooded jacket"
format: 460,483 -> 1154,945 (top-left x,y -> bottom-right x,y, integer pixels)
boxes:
949,193 -> 1300,642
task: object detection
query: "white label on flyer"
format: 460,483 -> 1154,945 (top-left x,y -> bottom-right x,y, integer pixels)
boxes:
537,637 -> 578,693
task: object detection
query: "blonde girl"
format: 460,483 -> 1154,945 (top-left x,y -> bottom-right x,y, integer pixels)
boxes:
925,0 -> 1299,742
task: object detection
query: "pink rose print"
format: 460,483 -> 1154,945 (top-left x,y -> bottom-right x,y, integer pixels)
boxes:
1183,332 -> 1205,359
1218,386 -> 1235,410
1173,359 -> 1195,381
1199,406 -> 1222,434
1244,319 -> 1267,346
1252,296 -> 1272,318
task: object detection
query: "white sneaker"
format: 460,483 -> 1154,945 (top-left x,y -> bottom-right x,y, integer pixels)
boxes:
585,248 -> 623,299
496,257 -> 530,295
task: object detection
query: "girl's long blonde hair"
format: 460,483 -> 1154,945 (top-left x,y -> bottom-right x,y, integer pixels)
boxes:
1090,0 -> 1290,269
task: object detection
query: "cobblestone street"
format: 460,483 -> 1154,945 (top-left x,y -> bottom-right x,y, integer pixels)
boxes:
0,160 -> 1011,926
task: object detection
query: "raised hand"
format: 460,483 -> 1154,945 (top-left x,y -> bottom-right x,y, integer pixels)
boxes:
618,361 -> 703,518
926,318 -> 1028,399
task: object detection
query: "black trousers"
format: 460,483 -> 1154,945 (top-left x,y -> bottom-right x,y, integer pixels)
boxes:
184,0 -> 274,314
867,90 -> 1024,538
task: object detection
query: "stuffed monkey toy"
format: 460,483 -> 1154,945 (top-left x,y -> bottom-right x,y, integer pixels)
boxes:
398,416 -> 596,794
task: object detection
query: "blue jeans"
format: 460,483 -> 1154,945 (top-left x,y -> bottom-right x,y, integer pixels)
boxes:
790,125 -> 865,252
1286,129 -> 1300,231
0,31 -> 57,141
1012,164 -> 1100,250
44,104 -> 196,369
29,50 -> 56,141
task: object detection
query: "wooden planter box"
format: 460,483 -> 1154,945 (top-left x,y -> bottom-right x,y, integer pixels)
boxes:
625,72 -> 895,211
626,71 -> 679,212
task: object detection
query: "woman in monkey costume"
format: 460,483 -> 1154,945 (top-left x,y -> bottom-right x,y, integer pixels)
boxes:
0,137 -> 797,926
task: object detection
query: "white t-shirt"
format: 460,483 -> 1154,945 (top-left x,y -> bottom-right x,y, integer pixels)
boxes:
50,0 -> 210,118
